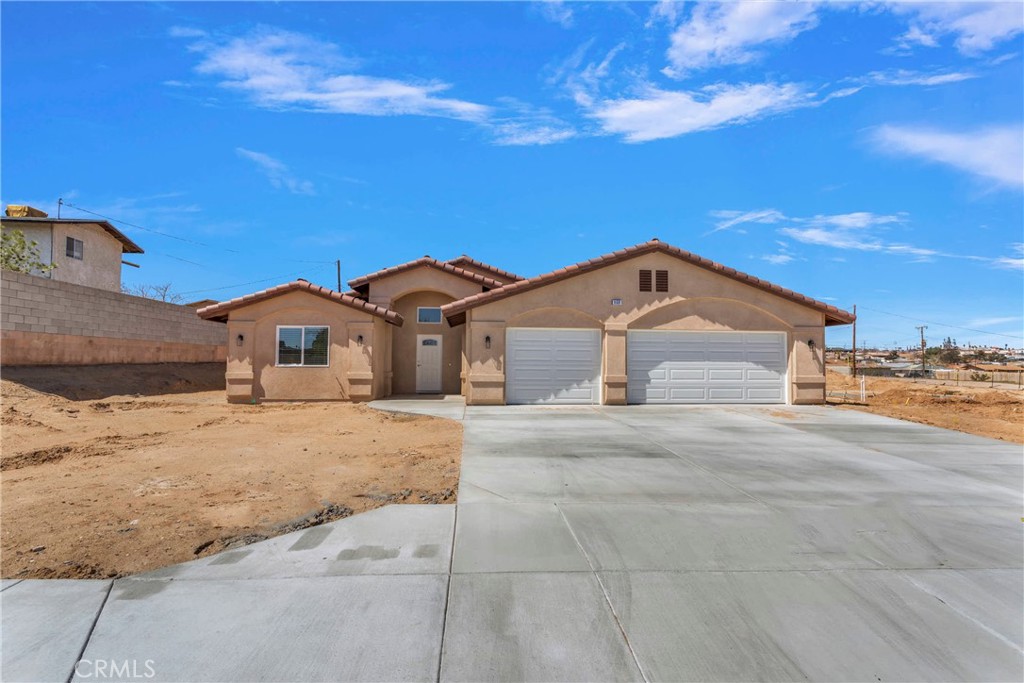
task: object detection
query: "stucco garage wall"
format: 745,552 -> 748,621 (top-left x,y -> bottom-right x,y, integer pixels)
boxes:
390,291 -> 461,395
223,290 -> 387,403
461,252 -> 827,405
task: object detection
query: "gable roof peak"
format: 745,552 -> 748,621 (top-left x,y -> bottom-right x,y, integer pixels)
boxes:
347,255 -> 505,291
441,239 -> 855,327
196,280 -> 403,325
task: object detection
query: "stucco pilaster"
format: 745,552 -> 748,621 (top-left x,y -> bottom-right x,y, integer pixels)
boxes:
225,319 -> 256,403
346,321 -> 375,401
791,324 -> 825,404
603,322 -> 628,405
465,316 -> 506,405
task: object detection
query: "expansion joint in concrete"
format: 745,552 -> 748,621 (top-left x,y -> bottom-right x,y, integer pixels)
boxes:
64,579 -> 114,683
555,503 -> 650,683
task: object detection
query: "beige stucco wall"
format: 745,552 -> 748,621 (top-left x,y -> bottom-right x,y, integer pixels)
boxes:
390,291 -> 462,394
363,265 -> 486,395
460,252 -> 828,405
364,267 -> 486,307
49,222 -> 125,292
223,290 -> 388,403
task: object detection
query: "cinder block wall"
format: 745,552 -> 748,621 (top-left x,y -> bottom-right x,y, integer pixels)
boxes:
1,270 -> 227,365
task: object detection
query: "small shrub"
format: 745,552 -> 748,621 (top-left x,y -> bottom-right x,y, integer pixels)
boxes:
969,372 -> 991,382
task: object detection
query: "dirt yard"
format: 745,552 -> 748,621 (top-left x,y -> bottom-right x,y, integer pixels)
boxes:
1,364 -> 462,579
827,370 -> 1024,444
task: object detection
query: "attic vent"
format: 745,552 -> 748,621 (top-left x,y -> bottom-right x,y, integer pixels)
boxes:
639,269 -> 652,292
655,270 -> 668,292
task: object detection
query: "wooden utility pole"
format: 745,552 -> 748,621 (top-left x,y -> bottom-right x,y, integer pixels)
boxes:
917,325 -> 928,375
851,304 -> 857,378
336,260 -> 341,292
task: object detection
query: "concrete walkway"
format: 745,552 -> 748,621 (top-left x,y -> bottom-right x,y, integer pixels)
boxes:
3,402 -> 1021,681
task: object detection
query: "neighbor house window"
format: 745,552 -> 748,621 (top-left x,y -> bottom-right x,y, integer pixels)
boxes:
655,270 -> 668,292
277,326 -> 329,366
639,269 -> 652,292
66,237 -> 83,260
417,307 -> 442,324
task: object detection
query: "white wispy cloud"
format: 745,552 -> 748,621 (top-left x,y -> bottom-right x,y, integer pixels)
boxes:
991,244 -> 1024,271
761,253 -> 795,265
872,124 -> 1024,189
590,81 -> 816,143
236,148 -> 315,195
489,98 -> 576,146
178,26 -> 490,122
891,2 -> 1024,56
860,69 -> 977,87
535,1 -> 574,29
967,315 -> 1023,327
663,2 -> 819,77
709,208 -> 787,234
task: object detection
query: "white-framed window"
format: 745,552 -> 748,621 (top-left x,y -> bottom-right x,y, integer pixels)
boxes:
66,236 -> 83,260
417,307 -> 442,324
276,326 -> 330,367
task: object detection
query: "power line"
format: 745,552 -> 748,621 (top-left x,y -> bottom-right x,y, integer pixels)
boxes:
59,200 -> 335,264
61,200 -> 238,251
856,305 -> 1024,340
176,263 -> 335,296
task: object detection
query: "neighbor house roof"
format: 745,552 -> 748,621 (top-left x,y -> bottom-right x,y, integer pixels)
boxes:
445,255 -> 524,282
441,239 -> 856,327
196,280 -> 404,325
347,256 -> 505,293
967,363 -> 1024,372
1,216 -> 144,254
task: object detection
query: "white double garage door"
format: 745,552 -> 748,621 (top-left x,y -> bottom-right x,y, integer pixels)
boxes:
505,328 -> 787,405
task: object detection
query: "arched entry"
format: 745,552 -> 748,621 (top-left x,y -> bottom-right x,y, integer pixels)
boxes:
390,290 -> 460,394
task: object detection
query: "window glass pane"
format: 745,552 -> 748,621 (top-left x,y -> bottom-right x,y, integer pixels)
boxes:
417,307 -> 442,323
278,327 -> 302,365
303,327 -> 329,366
66,237 -> 83,259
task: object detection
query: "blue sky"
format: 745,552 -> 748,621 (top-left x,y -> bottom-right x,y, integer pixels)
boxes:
3,1 -> 1022,350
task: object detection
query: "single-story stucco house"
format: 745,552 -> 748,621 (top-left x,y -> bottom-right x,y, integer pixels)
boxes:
197,239 -> 854,405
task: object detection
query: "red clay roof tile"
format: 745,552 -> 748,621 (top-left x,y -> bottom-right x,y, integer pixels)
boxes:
347,257 -> 505,290
196,280 -> 403,325
441,239 -> 855,326
445,255 -> 524,282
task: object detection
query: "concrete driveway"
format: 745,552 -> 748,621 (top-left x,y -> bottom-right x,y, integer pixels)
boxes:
3,403 -> 1021,682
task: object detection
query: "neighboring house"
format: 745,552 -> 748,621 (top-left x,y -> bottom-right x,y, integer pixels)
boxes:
965,363 -> 1024,374
198,239 -> 854,405
2,205 -> 143,292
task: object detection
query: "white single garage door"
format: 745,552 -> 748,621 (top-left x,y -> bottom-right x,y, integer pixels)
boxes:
627,330 -> 787,404
506,328 -> 601,404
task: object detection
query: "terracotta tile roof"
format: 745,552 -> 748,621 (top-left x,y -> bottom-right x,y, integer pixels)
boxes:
445,255 -> 524,282
347,256 -> 505,292
441,239 -> 856,327
196,280 -> 404,325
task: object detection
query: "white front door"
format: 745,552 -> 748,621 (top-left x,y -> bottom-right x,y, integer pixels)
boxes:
416,334 -> 443,393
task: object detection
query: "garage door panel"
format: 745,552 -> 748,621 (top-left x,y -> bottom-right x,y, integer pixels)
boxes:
506,328 -> 601,405
669,368 -> 706,381
668,387 -> 707,401
747,369 -> 782,381
628,330 -> 787,404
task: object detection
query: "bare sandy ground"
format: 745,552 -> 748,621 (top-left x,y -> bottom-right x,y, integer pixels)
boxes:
1,365 -> 461,579
827,370 -> 1023,444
